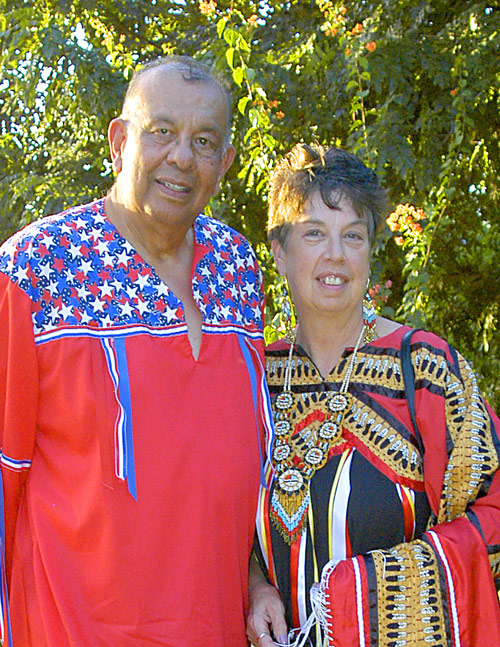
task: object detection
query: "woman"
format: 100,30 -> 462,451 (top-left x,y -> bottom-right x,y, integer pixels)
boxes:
248,143 -> 500,647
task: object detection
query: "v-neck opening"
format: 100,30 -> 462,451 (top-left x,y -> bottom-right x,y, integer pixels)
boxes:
100,201 -> 206,362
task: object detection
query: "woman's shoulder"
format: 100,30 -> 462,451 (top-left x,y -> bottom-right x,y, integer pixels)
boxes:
372,317 -> 458,365
374,317 -> 451,353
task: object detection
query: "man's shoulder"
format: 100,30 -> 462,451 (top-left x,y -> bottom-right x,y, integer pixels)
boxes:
195,213 -> 253,252
1,199 -> 104,252
192,213 -> 264,322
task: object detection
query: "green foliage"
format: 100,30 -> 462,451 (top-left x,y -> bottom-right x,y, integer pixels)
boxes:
1,0 -> 500,406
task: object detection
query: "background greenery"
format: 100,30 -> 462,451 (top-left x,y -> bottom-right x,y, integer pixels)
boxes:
1,0 -> 499,405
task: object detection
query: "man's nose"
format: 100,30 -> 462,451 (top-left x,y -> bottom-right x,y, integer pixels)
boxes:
166,136 -> 195,170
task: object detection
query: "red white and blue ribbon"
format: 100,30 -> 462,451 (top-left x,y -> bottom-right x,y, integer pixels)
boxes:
101,337 -> 137,500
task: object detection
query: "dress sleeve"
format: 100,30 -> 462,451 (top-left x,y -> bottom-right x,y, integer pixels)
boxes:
0,270 -> 38,581
317,338 -> 500,647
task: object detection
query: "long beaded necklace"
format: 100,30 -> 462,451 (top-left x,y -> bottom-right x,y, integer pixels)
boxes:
270,325 -> 366,545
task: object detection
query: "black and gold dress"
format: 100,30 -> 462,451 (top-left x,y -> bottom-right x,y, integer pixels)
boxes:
255,327 -> 500,646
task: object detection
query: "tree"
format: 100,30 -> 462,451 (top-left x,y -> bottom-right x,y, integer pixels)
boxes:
1,0 -> 499,404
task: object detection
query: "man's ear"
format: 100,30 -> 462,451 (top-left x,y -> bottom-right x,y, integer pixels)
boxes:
107,118 -> 128,174
271,239 -> 287,277
213,144 -> 236,195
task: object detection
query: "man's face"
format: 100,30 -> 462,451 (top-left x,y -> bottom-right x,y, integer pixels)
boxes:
109,66 -> 235,230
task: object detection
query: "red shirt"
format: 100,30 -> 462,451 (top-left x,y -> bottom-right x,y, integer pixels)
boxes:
0,200 -> 267,646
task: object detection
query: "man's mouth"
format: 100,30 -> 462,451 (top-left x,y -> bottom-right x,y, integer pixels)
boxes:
157,180 -> 190,193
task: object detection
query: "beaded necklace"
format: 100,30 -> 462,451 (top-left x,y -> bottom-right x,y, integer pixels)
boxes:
270,325 -> 366,545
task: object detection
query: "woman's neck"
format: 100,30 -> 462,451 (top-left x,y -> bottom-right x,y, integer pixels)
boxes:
294,310 -> 365,378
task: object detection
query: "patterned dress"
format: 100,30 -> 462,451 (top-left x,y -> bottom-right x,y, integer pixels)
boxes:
256,328 -> 500,646
0,198 -> 268,647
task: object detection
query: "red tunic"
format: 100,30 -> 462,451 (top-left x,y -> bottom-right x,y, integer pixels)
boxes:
0,199 -> 267,646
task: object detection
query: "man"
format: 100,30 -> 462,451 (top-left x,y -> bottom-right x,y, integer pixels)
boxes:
0,56 -> 268,646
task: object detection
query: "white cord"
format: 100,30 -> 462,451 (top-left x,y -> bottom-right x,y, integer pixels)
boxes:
368,549 -> 387,579
270,611 -> 316,647
270,573 -> 340,647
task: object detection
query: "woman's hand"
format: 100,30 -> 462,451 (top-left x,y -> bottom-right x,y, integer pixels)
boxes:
247,557 -> 288,646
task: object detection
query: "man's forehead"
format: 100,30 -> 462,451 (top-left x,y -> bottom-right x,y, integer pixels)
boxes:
138,64 -> 223,100
133,67 -> 227,115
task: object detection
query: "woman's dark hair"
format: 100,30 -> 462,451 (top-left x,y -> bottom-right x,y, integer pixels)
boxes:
267,143 -> 388,247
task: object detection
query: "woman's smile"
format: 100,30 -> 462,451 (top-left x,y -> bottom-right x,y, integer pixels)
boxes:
321,274 -> 346,286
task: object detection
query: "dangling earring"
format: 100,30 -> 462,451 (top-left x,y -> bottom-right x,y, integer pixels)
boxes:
363,278 -> 378,342
280,278 -> 296,342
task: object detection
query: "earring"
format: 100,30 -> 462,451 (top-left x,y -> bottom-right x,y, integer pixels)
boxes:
280,278 -> 296,341
363,279 -> 378,342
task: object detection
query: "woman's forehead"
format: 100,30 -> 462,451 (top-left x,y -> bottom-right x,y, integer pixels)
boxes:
301,192 -> 364,220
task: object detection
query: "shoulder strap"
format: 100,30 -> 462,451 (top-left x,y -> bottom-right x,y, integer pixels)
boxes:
401,328 -> 425,459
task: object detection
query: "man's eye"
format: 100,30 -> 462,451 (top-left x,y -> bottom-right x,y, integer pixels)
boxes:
151,128 -> 171,139
196,136 -> 214,148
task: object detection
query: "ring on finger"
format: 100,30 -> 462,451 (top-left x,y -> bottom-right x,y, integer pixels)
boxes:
258,632 -> 269,642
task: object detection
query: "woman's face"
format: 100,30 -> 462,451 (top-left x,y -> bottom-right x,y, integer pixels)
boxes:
272,193 -> 371,323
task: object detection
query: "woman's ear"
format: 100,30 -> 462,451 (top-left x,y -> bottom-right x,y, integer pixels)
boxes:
271,239 -> 287,277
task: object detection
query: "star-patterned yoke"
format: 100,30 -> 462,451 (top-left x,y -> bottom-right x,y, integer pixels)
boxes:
0,198 -> 263,338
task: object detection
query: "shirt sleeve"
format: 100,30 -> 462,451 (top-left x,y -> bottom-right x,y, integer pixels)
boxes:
317,337 -> 500,647
0,271 -> 38,581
